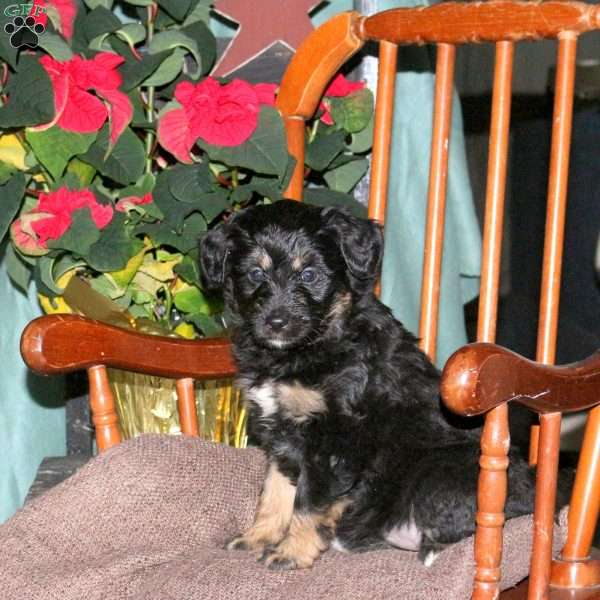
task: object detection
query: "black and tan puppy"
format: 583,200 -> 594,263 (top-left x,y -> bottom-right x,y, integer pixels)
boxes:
199,200 -> 549,570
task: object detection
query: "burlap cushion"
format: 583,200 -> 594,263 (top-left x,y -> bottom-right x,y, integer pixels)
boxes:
0,434 -> 567,600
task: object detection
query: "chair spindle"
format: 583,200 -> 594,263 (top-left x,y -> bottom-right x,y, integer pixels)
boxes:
368,40 -> 398,226
530,33 -> 578,600
419,43 -> 456,361
88,365 -> 122,451
471,40 -> 515,600
176,378 -> 200,436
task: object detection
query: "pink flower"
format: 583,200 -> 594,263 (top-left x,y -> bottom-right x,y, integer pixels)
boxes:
115,192 -> 153,213
38,53 -> 133,146
158,77 -> 276,163
319,74 -> 366,126
11,188 -> 113,255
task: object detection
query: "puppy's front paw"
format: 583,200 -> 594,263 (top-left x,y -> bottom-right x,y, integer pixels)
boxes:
260,532 -> 326,570
225,526 -> 284,553
225,535 -> 254,551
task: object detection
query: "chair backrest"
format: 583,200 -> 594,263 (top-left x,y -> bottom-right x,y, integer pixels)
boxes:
274,3 -> 600,599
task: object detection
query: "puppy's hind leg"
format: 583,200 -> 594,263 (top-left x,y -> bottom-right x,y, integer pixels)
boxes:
226,462 -> 295,553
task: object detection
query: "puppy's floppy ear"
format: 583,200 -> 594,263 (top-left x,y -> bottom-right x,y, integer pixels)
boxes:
322,207 -> 383,281
199,222 -> 230,292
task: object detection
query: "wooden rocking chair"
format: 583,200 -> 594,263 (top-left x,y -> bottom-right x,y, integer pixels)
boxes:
20,2 -> 600,599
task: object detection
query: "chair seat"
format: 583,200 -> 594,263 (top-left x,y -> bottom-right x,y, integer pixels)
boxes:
0,435 -> 567,600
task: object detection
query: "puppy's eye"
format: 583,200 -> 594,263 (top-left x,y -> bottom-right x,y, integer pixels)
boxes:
300,268 -> 317,283
248,267 -> 266,283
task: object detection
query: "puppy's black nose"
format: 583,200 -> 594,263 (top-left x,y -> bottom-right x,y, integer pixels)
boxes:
265,310 -> 289,332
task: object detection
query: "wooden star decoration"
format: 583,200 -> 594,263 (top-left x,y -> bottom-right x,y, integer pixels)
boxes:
211,0 -> 326,78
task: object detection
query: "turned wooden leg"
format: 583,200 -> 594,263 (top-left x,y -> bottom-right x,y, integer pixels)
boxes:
88,365 -> 122,451
551,405 -> 600,589
472,404 -> 510,600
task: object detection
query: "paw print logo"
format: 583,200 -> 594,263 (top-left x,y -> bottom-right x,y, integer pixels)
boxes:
5,16 -> 45,49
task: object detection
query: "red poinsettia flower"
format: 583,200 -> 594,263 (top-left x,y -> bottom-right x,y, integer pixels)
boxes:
11,188 -> 113,255
253,83 -> 278,106
115,192 -> 153,213
37,53 -> 133,146
29,0 -> 77,40
320,73 -> 366,125
158,77 -> 277,163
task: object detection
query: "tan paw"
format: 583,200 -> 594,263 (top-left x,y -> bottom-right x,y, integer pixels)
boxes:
260,534 -> 325,570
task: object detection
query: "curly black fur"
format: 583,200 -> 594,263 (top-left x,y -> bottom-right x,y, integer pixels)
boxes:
199,200 -> 569,567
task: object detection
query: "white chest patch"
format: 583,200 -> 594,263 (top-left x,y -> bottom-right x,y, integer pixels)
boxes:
245,381 -> 327,422
246,383 -> 278,418
384,518 -> 423,552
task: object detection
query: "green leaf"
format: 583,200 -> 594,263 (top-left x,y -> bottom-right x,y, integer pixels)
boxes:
123,0 -> 153,5
0,172 -> 25,244
0,55 -> 54,128
48,208 -> 101,257
181,20 -> 216,76
35,255 -> 63,297
173,285 -> 206,313
305,129 -> 346,171
0,161 -> 16,184
0,26 -> 18,69
136,212 -> 206,254
26,127 -> 97,181
200,107 -> 289,177
82,6 -> 121,42
120,49 -> 172,91
135,222 -> 192,254
149,20 -> 215,79
302,189 -> 367,218
120,172 -> 155,197
142,47 -> 185,87
153,170 -> 196,230
87,212 -> 143,272
169,162 -> 213,203
185,312 -> 224,336
347,114 -> 374,153
5,243 -> 31,294
197,189 -> 230,222
37,32 -> 74,60
183,0 -> 212,25
66,158 -> 97,187
158,0 -> 192,21
174,255 -> 200,286
329,88 -> 374,134
90,273 -> 125,300
231,179 -> 281,204
116,23 -> 147,47
324,158 -> 369,193
84,0 -> 114,9
80,125 -> 146,185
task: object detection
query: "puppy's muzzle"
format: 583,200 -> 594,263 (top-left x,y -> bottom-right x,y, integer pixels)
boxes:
265,309 -> 291,334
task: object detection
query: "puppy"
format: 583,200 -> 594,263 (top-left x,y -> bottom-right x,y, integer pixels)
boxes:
199,200 -> 556,570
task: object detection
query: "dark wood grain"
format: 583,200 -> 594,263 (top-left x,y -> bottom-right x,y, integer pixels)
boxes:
441,342 -> 600,416
21,315 -> 236,380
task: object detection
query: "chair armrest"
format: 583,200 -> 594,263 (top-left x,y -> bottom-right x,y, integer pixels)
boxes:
441,342 -> 600,416
21,314 -> 236,380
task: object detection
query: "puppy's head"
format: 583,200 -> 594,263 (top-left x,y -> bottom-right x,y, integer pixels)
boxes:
199,200 -> 382,350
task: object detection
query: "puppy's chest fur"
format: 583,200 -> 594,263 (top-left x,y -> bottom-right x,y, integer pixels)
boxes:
244,380 -> 327,424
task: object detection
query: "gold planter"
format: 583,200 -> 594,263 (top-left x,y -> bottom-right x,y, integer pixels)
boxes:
108,370 -> 247,448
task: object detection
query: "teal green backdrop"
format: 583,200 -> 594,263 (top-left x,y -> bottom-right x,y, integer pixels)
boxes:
0,243 -> 65,523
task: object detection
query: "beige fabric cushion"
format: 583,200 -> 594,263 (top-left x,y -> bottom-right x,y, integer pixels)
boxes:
0,434 -> 567,600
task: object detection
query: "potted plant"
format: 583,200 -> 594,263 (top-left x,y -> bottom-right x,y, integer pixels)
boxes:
0,0 -> 374,445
